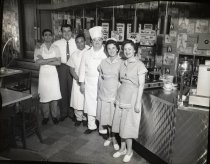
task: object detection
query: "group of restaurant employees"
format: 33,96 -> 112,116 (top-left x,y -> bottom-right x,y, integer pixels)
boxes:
34,25 -> 147,163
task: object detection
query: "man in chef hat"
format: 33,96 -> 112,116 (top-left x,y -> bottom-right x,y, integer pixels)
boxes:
79,26 -> 107,134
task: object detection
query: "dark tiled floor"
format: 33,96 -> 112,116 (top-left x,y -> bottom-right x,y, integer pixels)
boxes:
1,78 -> 150,163
25,118 -> 150,164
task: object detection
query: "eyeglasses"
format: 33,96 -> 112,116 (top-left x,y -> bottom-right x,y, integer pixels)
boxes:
92,38 -> 103,42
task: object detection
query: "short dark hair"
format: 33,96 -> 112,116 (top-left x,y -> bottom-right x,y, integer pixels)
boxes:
105,39 -> 120,53
122,39 -> 138,54
75,33 -> 86,41
61,24 -> 73,32
42,29 -> 52,36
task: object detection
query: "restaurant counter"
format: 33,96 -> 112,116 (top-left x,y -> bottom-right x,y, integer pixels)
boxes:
135,88 -> 209,164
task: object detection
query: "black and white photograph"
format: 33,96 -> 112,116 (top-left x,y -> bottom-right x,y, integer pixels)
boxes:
0,0 -> 210,164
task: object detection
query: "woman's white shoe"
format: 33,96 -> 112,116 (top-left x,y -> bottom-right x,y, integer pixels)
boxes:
113,149 -> 127,158
113,144 -> 120,151
123,151 -> 133,163
104,140 -> 111,146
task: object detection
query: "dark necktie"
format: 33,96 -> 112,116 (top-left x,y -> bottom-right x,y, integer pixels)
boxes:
66,41 -> 70,61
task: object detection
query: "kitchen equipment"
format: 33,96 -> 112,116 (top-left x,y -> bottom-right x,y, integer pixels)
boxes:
178,57 -> 193,101
165,75 -> 174,83
163,82 -> 173,91
189,65 -> 210,107
205,60 -> 210,65
144,80 -> 164,89
178,57 -> 193,76
149,72 -> 160,81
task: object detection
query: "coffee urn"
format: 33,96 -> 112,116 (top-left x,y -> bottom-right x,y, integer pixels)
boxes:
178,57 -> 193,101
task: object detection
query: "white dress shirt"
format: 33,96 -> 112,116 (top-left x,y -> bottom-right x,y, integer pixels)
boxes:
53,38 -> 77,64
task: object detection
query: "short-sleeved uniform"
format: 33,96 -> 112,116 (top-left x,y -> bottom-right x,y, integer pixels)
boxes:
67,47 -> 88,110
34,44 -> 62,103
112,57 -> 147,139
96,56 -> 122,126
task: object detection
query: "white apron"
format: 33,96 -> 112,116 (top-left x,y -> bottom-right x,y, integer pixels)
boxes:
38,47 -> 61,103
67,49 -> 88,110
81,47 -> 107,116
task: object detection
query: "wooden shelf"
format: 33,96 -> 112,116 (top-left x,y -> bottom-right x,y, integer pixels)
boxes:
37,0 -> 138,11
179,53 -> 210,57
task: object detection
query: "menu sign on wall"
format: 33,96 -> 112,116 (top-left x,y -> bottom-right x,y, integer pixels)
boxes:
102,23 -> 109,41
128,33 -> 139,43
177,33 -> 187,52
144,24 -> 153,30
163,53 -> 175,65
127,23 -> 132,39
195,20 -> 209,33
111,31 -> 120,41
139,30 -> 156,46
116,23 -> 125,42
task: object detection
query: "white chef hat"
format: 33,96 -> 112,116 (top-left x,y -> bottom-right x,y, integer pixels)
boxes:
89,26 -> 103,39
127,38 -> 136,44
106,37 -> 117,42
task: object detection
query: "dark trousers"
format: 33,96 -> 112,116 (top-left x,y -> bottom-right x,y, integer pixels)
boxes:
57,63 -> 73,118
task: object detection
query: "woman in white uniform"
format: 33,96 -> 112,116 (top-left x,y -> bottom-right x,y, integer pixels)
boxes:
97,38 -> 122,150
112,39 -> 147,162
34,29 -> 62,125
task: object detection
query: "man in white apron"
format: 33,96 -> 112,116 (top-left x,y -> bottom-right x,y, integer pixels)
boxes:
67,34 -> 89,127
79,26 -> 107,134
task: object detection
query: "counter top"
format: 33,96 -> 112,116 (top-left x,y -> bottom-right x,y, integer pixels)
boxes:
0,68 -> 23,78
143,88 -> 208,112
178,105 -> 209,112
143,88 -> 177,104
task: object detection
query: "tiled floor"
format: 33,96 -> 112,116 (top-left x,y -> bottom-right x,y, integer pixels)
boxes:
1,78 -> 150,163
25,118 -> 150,164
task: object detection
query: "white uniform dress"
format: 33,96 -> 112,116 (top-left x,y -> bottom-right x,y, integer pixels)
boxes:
79,46 -> 107,129
34,44 -> 62,103
112,57 -> 147,139
96,56 -> 122,126
67,47 -> 89,110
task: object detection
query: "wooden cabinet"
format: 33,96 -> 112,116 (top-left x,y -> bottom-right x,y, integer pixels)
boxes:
22,0 -> 37,59
21,0 -> 51,59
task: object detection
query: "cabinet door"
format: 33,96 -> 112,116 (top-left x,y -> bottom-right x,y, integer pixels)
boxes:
23,0 -> 37,59
39,10 -> 52,38
21,0 -> 52,59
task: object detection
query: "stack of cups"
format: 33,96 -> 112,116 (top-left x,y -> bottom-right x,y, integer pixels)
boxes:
163,75 -> 174,91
